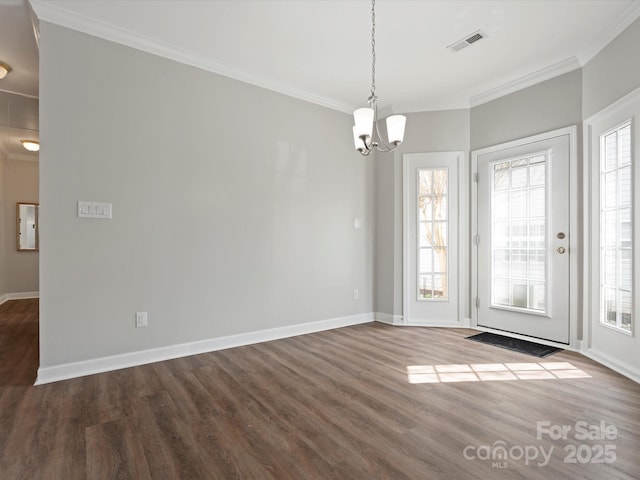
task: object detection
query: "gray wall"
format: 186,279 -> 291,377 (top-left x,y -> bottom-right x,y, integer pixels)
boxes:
3,159 -> 39,294
470,70 -> 582,151
39,23 -> 373,367
375,109 -> 470,317
583,17 -> 640,120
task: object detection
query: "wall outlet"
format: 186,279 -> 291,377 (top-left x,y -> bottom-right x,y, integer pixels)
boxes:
353,289 -> 359,300
135,312 -> 148,328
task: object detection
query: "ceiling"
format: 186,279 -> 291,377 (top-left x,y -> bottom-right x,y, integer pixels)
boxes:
0,0 -> 39,161
3,0 -> 640,160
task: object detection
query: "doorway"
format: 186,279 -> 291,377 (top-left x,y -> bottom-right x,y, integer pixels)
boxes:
472,126 -> 577,345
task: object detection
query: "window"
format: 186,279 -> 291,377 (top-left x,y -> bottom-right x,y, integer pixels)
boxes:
600,122 -> 632,332
490,154 -> 547,312
417,168 -> 448,300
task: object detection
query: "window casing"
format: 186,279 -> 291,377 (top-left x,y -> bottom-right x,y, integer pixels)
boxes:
599,122 -> 633,333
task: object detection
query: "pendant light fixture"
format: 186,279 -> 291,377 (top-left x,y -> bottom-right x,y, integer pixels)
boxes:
352,0 -> 406,156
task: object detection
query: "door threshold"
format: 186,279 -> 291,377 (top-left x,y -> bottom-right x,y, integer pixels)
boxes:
472,326 -> 572,350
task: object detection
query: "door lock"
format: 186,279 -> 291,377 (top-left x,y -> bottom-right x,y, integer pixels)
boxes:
556,246 -> 566,254
557,232 -> 566,239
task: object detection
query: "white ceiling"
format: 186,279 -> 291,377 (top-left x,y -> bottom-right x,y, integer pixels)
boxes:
0,0 -> 39,161
3,0 -> 640,160
29,0 -> 640,114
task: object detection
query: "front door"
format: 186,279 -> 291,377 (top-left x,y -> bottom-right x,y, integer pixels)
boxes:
474,127 -> 574,344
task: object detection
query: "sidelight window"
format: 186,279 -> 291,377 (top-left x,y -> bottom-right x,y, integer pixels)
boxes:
600,122 -> 632,332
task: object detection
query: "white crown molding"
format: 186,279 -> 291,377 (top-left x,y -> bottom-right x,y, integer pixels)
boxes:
8,153 -> 39,162
29,0 -> 356,114
391,97 -> 471,115
577,1 -> 640,65
0,87 -> 39,99
29,1 -> 639,116
469,57 -> 581,108
35,312 -> 374,384
28,0 -> 40,49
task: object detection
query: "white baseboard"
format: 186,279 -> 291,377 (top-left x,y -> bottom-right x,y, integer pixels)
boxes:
374,312 -> 404,325
404,320 -> 464,328
376,313 -> 470,328
35,312 -> 375,385
0,291 -> 39,306
581,348 -> 640,385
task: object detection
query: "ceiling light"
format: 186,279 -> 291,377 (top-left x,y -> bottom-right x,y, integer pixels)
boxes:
352,0 -> 406,156
0,61 -> 12,79
21,140 -> 40,152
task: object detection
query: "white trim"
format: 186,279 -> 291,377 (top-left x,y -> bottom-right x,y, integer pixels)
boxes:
469,58 -> 581,108
582,84 -> 640,384
374,312 -> 404,325
30,0 -> 634,115
471,326 -> 575,351
0,88 -> 39,100
568,125 -> 580,348
0,291 -> 40,306
35,312 -> 374,385
584,84 -> 640,124
8,153 -> 39,163
392,97 -> 471,114
402,151 -> 467,326
405,320 -> 463,328
471,125 -> 579,348
28,0 -> 40,49
29,0 -> 356,114
577,1 -> 640,65
582,348 -> 640,385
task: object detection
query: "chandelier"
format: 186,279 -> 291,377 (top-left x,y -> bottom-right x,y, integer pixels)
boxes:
352,0 -> 406,156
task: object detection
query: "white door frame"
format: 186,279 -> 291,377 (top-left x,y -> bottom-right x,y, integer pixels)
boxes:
471,126 -> 579,349
582,86 -> 640,383
403,151 -> 469,327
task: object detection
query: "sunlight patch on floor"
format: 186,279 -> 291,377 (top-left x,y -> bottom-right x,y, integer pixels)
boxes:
406,362 -> 591,384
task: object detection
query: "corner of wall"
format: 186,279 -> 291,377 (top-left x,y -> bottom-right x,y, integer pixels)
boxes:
0,152 -> 7,298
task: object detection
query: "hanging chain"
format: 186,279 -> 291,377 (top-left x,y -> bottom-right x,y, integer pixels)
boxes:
370,0 -> 376,99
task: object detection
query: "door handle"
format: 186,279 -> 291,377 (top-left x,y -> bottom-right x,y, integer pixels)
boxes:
556,246 -> 566,254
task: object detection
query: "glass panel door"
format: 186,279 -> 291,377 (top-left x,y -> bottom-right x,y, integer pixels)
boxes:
475,129 -> 572,344
490,153 -> 547,313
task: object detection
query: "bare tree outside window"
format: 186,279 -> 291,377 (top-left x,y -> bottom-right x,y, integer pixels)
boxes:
418,169 -> 448,299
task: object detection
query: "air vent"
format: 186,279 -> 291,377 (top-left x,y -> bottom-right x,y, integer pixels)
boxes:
447,30 -> 486,53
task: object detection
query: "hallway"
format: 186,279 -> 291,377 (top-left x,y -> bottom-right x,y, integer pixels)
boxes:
0,298 -> 38,386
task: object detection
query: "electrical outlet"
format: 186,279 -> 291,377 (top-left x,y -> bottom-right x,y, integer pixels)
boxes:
353,289 -> 359,300
135,312 -> 148,328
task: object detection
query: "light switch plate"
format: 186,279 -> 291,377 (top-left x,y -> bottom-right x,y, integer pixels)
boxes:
78,201 -> 112,219
135,312 -> 148,328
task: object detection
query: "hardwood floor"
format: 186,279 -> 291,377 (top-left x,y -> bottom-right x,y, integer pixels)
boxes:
1,299 -> 640,479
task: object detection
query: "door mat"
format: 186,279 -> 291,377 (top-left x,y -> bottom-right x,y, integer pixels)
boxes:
466,332 -> 562,358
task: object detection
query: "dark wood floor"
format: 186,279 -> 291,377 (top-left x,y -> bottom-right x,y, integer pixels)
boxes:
1,299 -> 639,479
